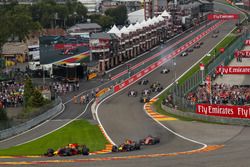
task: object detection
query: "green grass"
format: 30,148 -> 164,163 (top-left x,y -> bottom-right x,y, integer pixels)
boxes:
153,98 -> 195,121
154,27 -> 240,121
0,120 -> 108,156
178,29 -> 238,85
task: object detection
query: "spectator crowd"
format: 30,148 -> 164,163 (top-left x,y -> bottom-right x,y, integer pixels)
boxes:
50,82 -> 80,95
186,83 -> 250,105
0,81 -> 24,108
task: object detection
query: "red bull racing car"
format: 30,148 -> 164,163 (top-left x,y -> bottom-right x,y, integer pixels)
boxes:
112,140 -> 141,152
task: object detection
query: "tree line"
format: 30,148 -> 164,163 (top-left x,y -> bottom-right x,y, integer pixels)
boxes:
0,0 -> 128,50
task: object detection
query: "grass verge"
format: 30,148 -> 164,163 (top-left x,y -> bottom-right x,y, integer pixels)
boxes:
178,28 -> 238,85
0,120 -> 108,156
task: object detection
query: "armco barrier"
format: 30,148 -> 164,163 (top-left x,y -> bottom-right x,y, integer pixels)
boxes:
161,103 -> 250,126
0,98 -> 63,140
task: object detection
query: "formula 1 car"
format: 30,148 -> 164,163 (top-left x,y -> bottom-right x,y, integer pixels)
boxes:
193,43 -> 200,48
128,90 -> 138,97
212,34 -> 218,38
150,82 -> 161,89
138,79 -> 149,85
161,68 -> 170,74
180,52 -> 188,57
186,48 -> 193,52
151,86 -> 163,92
139,135 -> 160,145
112,140 -> 141,152
140,95 -> 150,103
142,89 -> 151,96
44,144 -> 89,157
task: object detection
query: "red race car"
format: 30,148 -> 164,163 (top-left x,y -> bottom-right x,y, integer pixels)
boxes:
139,135 -> 160,145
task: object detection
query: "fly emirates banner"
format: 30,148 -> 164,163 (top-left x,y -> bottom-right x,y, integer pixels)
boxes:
196,104 -> 250,119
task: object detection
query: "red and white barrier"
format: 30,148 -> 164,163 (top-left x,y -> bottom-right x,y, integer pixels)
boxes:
216,66 -> 250,74
111,21 -> 222,81
245,40 -> 250,45
207,14 -> 239,20
196,104 -> 250,119
114,21 -> 225,93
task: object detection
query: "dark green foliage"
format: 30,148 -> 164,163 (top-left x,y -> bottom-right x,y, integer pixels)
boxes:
0,108 -> 8,121
29,89 -> 44,108
96,15 -> 114,30
105,5 -> 128,25
23,78 -> 34,107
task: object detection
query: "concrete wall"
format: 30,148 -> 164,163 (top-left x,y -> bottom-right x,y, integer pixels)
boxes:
0,98 -> 63,140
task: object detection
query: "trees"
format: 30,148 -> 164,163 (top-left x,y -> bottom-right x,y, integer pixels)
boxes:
96,15 -> 114,31
24,78 -> 34,107
24,78 -> 45,108
105,5 -> 128,25
29,89 -> 44,108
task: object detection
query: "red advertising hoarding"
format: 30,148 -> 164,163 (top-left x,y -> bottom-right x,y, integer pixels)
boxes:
245,40 -> 250,45
207,14 -> 239,20
196,104 -> 250,119
216,66 -> 250,74
236,50 -> 250,58
113,21 -> 224,93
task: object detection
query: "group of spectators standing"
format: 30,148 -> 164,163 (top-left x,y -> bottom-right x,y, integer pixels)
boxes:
0,81 -> 24,108
186,83 -> 250,105
51,82 -> 80,95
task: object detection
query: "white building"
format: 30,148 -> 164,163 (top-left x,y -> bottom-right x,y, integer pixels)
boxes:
78,0 -> 98,12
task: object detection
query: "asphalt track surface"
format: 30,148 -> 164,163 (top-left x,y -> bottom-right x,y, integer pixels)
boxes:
0,8 -> 220,149
1,2 -> 249,167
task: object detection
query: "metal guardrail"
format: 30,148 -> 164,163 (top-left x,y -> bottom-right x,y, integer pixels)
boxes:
0,97 -> 63,140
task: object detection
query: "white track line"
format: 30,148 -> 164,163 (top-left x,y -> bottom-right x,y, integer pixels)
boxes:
142,1 -> 246,148
0,103 -> 65,144
15,99 -> 93,146
95,3 -> 241,148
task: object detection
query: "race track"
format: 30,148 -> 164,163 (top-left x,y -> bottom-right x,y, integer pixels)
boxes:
1,1 -> 250,167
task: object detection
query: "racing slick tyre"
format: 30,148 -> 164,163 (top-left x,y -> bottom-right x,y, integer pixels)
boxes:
44,148 -> 54,157
82,146 -> 90,155
112,145 -> 118,152
134,143 -> 141,150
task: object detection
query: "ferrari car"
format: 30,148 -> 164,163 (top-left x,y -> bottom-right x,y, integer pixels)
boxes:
161,68 -> 170,74
138,79 -> 149,85
112,140 -> 140,152
128,90 -> 138,97
139,135 -> 160,145
193,43 -> 201,48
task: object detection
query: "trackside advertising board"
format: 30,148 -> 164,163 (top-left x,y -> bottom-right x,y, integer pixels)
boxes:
207,14 -> 239,20
216,66 -> 250,74
113,21 -> 224,92
245,40 -> 250,45
196,104 -> 250,119
234,50 -> 250,58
